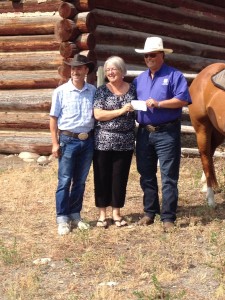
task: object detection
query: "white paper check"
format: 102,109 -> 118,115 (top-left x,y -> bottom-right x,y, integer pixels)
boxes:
131,100 -> 147,111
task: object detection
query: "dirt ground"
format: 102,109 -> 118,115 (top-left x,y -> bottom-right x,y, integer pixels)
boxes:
1,152 -> 225,300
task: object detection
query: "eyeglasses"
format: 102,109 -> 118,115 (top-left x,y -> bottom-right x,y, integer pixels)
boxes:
144,53 -> 160,58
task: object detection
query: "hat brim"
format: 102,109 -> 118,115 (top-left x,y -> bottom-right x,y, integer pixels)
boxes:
135,48 -> 173,54
64,61 -> 95,74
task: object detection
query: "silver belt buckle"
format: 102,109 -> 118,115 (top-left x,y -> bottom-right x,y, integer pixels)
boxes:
78,132 -> 88,140
146,125 -> 156,132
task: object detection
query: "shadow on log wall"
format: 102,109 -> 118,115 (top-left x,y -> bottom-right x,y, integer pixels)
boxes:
0,0 -> 225,154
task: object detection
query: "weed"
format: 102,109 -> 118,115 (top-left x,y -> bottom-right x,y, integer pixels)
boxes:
0,238 -> 21,265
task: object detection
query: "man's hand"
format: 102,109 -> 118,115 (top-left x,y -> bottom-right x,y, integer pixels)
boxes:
146,98 -> 160,108
52,144 -> 60,158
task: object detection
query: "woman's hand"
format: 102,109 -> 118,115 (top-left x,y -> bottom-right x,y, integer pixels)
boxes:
121,103 -> 134,115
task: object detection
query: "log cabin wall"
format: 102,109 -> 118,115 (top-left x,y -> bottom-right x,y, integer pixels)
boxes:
1,0 -> 225,155
0,0 -> 62,154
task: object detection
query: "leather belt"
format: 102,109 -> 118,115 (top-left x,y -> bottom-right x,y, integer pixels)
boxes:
140,119 -> 179,132
59,130 -> 93,140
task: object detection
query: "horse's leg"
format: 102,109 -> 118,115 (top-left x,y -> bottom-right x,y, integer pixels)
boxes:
195,123 -> 217,207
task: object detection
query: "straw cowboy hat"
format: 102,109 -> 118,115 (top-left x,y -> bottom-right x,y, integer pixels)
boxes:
135,37 -> 173,54
64,54 -> 95,74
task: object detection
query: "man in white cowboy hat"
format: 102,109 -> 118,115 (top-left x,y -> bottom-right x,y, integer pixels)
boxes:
50,54 -> 96,235
133,37 -> 192,232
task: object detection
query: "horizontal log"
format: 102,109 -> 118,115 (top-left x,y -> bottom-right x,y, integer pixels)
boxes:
0,135 -> 52,155
58,2 -> 78,19
93,9 -> 225,48
0,51 -> 62,70
0,35 -> 59,52
95,44 -> 220,73
0,89 -> 53,112
62,0 -> 96,12
0,15 -> 61,36
193,0 -> 225,9
55,12 -> 96,42
0,112 -> 49,130
0,70 -> 60,90
75,0 -> 96,11
148,0 -> 225,19
59,42 -> 79,59
95,25 -> 225,60
59,0 -> 95,11
76,32 -> 96,50
94,0 -> 225,33
0,0 -> 60,13
59,33 -> 96,58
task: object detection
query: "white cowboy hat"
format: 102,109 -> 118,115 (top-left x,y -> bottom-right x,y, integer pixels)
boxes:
135,37 -> 173,54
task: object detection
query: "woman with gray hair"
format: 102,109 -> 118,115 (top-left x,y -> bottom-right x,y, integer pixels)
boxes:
93,56 -> 136,228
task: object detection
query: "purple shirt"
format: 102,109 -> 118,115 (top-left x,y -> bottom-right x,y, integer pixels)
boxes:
133,63 -> 192,125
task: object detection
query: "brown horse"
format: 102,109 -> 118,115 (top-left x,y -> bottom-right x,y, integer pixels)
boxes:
189,63 -> 225,207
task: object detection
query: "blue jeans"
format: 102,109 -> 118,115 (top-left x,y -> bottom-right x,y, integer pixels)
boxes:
136,121 -> 181,222
56,134 -> 94,224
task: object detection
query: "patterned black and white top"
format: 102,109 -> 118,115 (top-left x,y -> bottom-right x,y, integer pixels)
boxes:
94,83 -> 136,151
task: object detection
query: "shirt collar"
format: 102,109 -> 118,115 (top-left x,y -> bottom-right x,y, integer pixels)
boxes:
68,79 -> 89,92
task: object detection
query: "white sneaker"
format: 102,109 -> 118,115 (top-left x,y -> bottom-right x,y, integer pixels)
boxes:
72,219 -> 90,230
58,222 -> 70,235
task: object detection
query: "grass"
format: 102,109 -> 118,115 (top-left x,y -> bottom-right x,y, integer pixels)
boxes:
1,156 -> 225,299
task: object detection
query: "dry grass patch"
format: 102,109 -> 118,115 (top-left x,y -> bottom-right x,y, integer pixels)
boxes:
1,156 -> 225,299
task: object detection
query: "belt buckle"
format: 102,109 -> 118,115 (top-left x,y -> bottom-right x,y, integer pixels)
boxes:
78,132 -> 88,140
146,125 -> 156,132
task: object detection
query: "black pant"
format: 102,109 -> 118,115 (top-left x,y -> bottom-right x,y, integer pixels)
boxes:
93,150 -> 133,208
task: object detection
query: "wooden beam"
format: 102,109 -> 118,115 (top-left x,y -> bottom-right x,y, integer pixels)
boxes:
95,25 -> 225,60
55,12 -> 96,42
93,9 -> 225,48
0,15 -> 61,36
58,2 -> 78,19
0,89 -> 53,112
0,70 -> 60,90
0,135 -> 52,155
94,0 -> 225,32
59,33 -> 96,58
59,0 -> 96,11
0,0 -> 60,13
0,112 -> 49,130
0,51 -> 62,71
0,35 -> 59,52
139,0 -> 225,19
95,44 -> 220,73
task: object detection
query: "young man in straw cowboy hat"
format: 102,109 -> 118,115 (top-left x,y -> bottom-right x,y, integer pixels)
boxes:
133,37 -> 192,232
50,54 -> 96,235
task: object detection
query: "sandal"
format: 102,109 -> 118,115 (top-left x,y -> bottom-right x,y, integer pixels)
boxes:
113,218 -> 127,227
96,219 -> 108,228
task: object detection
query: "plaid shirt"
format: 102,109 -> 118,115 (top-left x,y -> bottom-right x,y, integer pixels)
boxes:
50,79 -> 96,133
